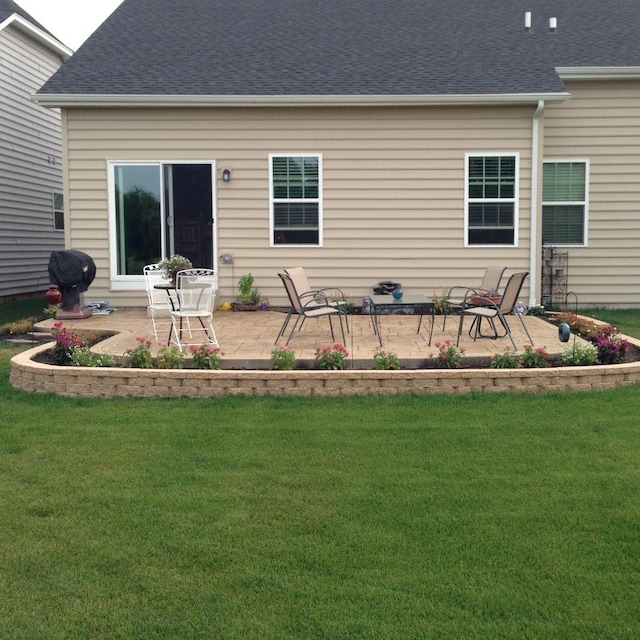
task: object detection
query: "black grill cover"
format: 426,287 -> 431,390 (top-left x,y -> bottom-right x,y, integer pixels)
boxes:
48,250 -> 96,309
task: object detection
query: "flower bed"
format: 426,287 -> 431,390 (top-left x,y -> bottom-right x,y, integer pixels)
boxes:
9,313 -> 640,398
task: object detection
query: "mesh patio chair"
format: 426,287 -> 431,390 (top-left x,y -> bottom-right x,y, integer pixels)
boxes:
441,265 -> 506,330
456,271 -> 533,351
170,268 -> 219,351
283,267 -> 350,333
276,271 -> 346,346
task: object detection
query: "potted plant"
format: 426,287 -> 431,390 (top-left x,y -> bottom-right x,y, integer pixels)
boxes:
158,254 -> 192,281
232,273 -> 261,311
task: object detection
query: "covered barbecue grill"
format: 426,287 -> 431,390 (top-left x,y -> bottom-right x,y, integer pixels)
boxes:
48,250 -> 96,319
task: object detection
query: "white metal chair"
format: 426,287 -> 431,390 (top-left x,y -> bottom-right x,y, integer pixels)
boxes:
143,263 -> 173,340
456,271 -> 533,351
170,268 -> 219,351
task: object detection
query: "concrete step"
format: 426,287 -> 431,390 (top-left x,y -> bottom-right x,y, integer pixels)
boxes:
5,331 -> 54,346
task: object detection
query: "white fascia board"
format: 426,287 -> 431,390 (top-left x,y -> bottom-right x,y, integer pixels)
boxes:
33,91 -> 571,108
0,14 -> 73,60
557,67 -> 640,80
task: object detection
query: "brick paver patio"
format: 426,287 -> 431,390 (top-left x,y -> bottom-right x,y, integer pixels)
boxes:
36,307 -> 567,368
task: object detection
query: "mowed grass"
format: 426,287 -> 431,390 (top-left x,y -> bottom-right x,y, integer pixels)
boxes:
1,341 -> 640,638
2,300 -> 640,637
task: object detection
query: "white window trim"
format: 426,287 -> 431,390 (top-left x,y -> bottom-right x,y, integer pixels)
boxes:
542,158 -> 590,247
464,152 -> 519,248
53,191 -> 64,231
107,160 -> 217,291
269,153 -> 323,247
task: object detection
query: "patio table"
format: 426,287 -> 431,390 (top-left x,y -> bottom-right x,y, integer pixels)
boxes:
369,294 -> 435,347
154,282 -> 177,344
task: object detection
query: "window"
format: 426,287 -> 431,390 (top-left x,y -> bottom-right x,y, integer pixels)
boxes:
465,154 -> 518,245
542,161 -> 588,245
53,192 -> 64,230
270,155 -> 322,245
112,164 -> 163,276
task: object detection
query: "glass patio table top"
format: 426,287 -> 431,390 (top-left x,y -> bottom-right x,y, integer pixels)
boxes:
368,294 -> 435,347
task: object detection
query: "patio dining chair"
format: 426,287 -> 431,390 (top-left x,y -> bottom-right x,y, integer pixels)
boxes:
441,265 -> 506,330
143,263 -> 174,340
456,271 -> 533,351
170,268 -> 219,351
283,267 -> 350,332
276,271 -> 346,346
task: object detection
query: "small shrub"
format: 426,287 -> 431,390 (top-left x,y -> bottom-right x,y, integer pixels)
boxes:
490,349 -> 521,369
560,342 -> 599,366
51,322 -> 83,365
43,305 -> 60,318
190,344 -> 223,369
97,352 -> 116,367
1,317 -> 36,335
519,344 -> 550,368
430,340 -> 465,369
156,345 -> 185,369
315,343 -> 349,370
373,349 -> 401,370
555,311 -> 578,328
126,337 -> 154,368
596,326 -> 629,364
70,347 -> 98,367
575,318 -> 600,340
430,288 -> 452,315
70,347 -> 116,368
527,305 -> 546,317
269,345 -> 296,370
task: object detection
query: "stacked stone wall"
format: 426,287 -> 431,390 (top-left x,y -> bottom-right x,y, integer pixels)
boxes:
10,342 -> 640,398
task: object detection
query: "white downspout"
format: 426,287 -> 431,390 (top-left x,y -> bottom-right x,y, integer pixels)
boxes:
529,100 -> 545,306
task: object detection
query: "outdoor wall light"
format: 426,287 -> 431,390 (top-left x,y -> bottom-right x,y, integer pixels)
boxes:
222,168 -> 231,183
220,253 -> 234,264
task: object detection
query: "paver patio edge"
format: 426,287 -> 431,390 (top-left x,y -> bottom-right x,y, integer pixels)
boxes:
10,338 -> 640,398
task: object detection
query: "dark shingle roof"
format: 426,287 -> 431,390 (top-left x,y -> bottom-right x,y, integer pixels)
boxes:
37,0 -> 640,99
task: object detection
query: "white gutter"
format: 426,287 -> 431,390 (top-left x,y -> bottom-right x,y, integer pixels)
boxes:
557,67 -> 640,80
32,91 -> 571,109
530,100 -> 545,307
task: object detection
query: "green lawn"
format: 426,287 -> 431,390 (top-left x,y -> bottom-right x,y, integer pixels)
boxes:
2,300 -> 640,637
2,335 -> 640,638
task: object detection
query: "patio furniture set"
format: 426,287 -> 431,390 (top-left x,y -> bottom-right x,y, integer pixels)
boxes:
144,263 -> 534,353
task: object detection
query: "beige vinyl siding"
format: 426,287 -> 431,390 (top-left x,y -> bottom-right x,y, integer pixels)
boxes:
544,80 -> 640,307
65,104 -> 534,307
0,25 -> 64,296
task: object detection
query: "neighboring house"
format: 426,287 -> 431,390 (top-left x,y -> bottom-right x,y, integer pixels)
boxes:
34,0 -> 640,309
0,0 -> 71,297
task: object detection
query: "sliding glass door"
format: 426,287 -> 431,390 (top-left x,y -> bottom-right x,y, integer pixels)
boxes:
112,162 -> 215,277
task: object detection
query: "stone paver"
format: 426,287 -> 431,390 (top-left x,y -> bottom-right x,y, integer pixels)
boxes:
37,307 -> 568,367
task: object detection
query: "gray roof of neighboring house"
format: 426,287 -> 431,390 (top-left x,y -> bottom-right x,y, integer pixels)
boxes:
36,0 -> 640,100
0,0 -> 53,36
